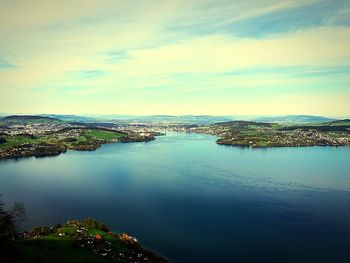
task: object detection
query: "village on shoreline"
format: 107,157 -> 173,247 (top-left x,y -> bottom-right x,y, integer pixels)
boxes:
1,115 -> 350,160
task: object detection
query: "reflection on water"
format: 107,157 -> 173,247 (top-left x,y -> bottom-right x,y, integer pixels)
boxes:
1,132 -> 350,262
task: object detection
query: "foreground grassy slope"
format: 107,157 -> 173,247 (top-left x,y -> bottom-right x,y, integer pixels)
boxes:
16,238 -> 112,263
14,219 -> 167,263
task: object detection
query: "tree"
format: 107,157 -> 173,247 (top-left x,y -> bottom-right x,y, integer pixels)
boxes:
0,196 -> 26,261
0,195 -> 26,247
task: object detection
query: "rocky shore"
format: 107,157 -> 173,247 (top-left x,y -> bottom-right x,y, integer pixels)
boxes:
0,143 -> 67,160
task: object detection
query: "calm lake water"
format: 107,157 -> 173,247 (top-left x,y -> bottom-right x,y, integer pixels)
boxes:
1,132 -> 350,262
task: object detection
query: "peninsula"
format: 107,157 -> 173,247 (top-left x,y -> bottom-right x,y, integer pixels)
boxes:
190,120 -> 350,148
0,116 -> 159,160
1,115 -> 350,160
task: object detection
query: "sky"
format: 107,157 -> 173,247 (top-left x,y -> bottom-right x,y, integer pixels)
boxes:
0,0 -> 350,116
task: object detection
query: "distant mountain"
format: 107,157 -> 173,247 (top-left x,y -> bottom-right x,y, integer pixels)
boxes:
327,119 -> 350,126
0,115 -> 63,124
212,120 -> 271,127
251,115 -> 336,124
40,114 -> 97,123
3,115 -> 56,120
0,114 -> 342,125
41,114 -> 236,125
115,115 -> 235,125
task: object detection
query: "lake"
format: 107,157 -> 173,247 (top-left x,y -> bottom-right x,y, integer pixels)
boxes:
1,132 -> 350,262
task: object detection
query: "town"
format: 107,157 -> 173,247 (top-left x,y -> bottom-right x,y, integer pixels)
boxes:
0,115 -> 162,160
1,115 -> 350,160
190,120 -> 350,147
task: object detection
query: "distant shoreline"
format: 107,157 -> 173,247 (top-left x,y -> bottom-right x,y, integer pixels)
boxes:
190,120 -> 350,148
1,115 -> 349,160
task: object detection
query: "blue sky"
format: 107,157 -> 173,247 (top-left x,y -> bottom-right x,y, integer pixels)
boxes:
0,0 -> 349,116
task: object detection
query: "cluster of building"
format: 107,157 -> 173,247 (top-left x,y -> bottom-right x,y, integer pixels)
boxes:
64,227 -> 154,262
74,227 -> 113,257
273,130 -> 350,146
190,124 -> 350,147
0,122 -> 71,136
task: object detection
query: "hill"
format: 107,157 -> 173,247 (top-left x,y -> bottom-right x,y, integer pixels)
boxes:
1,115 -> 64,124
252,115 -> 336,124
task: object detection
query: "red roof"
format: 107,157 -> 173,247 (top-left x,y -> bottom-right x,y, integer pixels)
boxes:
95,234 -> 102,240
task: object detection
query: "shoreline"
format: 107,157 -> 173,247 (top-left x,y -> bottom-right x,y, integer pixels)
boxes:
2,130 -> 350,162
0,130 -> 157,161
0,139 -> 155,161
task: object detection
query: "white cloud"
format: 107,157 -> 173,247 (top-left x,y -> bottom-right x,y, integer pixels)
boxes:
114,26 -> 350,77
0,0 -> 349,115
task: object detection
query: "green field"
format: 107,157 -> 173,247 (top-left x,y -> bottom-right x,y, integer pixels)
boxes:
0,135 -> 37,149
16,238 -> 113,263
15,226 -> 125,263
61,130 -> 125,149
83,130 -> 124,140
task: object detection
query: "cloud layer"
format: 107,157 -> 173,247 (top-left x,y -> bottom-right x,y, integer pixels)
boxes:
1,0 -> 349,115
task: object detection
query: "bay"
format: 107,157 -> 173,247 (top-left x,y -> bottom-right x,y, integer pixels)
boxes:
1,132 -> 350,262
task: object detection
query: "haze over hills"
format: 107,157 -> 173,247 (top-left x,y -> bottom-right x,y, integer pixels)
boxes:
250,115 -> 336,124
39,114 -> 341,124
1,114 -> 349,161
0,114 -> 341,126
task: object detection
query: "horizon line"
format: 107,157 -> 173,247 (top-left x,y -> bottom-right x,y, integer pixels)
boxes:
1,112 -> 349,119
